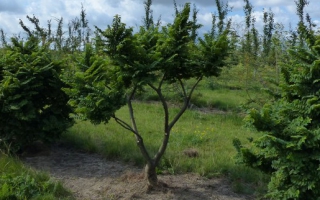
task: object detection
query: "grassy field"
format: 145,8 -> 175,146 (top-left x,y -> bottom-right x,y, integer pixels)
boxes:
62,85 -> 269,195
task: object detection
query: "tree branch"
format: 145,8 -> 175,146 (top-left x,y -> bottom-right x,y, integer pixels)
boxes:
148,83 -> 169,132
148,82 -> 170,164
127,86 -> 153,163
169,76 -> 202,130
158,72 -> 167,90
128,86 -> 138,132
112,115 -> 136,133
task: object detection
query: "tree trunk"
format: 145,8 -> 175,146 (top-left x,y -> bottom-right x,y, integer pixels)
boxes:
145,162 -> 158,187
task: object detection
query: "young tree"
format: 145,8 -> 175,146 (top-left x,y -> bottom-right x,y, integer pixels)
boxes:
0,29 -> 7,47
296,0 -> 309,46
262,9 -> 274,61
67,2 -> 230,187
238,0 -> 261,88
19,15 -> 52,46
142,0 -> 154,29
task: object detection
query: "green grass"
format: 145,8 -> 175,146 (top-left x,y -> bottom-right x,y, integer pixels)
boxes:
190,88 -> 248,111
62,101 -> 268,195
135,76 -> 267,113
0,154 -> 73,200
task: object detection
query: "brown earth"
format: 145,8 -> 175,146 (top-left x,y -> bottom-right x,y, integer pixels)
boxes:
22,144 -> 255,200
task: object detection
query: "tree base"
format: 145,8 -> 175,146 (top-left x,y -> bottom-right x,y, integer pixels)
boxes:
146,180 -> 169,193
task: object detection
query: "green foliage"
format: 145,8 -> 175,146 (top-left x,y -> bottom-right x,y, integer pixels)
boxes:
95,3 -> 229,88
95,15 -> 161,89
156,3 -> 195,81
236,38 -> 320,199
0,154 -> 73,200
197,32 -> 229,77
65,44 -> 126,124
0,37 -> 73,153
1,173 -> 47,199
155,3 -> 229,82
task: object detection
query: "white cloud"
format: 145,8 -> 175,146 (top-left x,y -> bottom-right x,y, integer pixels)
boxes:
254,0 -> 292,7
285,5 -> 297,15
0,0 -> 24,13
119,0 -> 145,26
0,13 -> 21,35
198,12 -> 213,25
229,14 -> 246,36
152,0 -> 218,6
229,1 -> 244,11
306,3 -> 320,20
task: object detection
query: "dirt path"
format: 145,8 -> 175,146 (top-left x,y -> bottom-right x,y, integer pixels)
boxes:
22,144 -> 254,200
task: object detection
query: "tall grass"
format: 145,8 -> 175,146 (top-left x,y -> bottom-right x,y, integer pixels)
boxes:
62,101 -> 268,195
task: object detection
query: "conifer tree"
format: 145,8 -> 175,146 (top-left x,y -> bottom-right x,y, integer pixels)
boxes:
0,37 -> 73,153
234,2 -> 320,198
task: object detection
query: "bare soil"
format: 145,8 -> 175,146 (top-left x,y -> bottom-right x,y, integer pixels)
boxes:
22,144 -> 255,200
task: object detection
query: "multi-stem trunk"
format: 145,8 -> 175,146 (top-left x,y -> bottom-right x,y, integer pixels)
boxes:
114,78 -> 202,188
145,161 -> 158,186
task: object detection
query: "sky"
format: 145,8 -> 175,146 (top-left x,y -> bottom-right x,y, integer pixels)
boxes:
0,0 -> 320,38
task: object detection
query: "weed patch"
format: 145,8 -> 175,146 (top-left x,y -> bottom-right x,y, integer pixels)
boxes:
0,154 -> 73,200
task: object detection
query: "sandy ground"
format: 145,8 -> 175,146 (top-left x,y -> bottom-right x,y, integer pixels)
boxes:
22,144 -> 255,200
